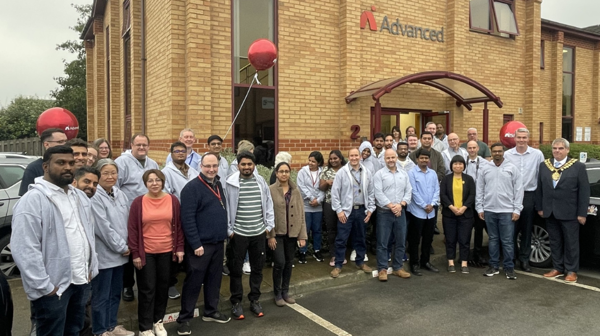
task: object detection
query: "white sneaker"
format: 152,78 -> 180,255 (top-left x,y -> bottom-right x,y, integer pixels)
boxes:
153,320 -> 167,336
138,331 -> 154,336
242,261 -> 251,274
112,325 -> 134,336
364,254 -> 369,262
350,250 -> 356,261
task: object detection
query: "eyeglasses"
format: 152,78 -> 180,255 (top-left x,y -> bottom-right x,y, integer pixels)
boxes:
202,164 -> 219,169
209,142 -> 222,147
99,146 -> 109,150
172,150 -> 186,154
47,140 -> 67,145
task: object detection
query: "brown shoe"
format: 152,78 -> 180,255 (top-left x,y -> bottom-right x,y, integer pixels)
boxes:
331,267 -> 342,278
282,294 -> 296,304
543,269 -> 564,278
357,264 -> 372,273
565,272 -> 578,283
392,269 -> 411,278
274,297 -> 287,307
378,270 -> 388,281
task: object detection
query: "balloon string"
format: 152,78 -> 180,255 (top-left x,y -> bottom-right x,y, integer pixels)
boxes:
223,72 -> 259,141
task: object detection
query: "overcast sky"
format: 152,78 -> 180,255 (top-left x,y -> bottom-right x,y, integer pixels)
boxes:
0,0 -> 599,108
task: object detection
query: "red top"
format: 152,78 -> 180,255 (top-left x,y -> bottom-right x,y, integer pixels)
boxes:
128,193 -> 184,266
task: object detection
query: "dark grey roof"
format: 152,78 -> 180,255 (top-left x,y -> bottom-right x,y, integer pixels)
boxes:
583,25 -> 600,35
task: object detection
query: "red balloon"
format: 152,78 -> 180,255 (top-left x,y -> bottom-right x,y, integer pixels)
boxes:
499,121 -> 527,149
36,107 -> 80,140
248,39 -> 277,71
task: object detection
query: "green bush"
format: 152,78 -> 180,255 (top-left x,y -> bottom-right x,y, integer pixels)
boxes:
539,143 -> 600,160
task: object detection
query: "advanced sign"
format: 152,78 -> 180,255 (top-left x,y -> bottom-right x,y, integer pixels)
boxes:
360,6 -> 444,43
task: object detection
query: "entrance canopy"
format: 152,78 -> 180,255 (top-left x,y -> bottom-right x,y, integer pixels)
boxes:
345,71 -> 503,110
345,71 -> 503,143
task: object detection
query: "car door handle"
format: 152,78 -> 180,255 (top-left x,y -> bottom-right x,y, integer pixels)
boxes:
0,202 -> 4,206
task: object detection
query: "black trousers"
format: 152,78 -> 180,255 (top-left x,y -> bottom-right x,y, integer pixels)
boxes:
407,212 -> 436,266
229,232 -> 266,303
443,215 -> 474,262
272,236 -> 297,298
135,252 -> 171,331
472,215 -> 488,260
323,202 -> 338,253
368,209 -> 378,252
178,243 -> 223,323
123,255 -> 135,289
546,214 -> 580,273
514,191 -> 536,263
0,271 -> 13,336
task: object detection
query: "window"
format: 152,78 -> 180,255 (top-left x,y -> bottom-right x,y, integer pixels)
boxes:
587,168 -> 600,199
0,166 -> 25,188
562,46 -> 574,141
503,114 -> 514,124
540,40 -> 545,69
469,0 -> 519,37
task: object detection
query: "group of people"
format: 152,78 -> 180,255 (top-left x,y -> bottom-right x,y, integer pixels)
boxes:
10,122 -> 590,336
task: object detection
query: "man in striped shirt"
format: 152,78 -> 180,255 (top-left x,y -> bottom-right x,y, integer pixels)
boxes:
225,151 -> 274,320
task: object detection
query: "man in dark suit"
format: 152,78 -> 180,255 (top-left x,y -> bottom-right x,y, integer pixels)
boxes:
536,138 -> 590,283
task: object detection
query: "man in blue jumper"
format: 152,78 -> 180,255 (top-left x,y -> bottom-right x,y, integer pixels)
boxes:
176,153 -> 230,335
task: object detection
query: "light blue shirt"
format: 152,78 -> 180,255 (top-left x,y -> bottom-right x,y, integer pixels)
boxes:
374,167 -> 412,208
165,150 -> 201,171
331,164 -> 376,217
504,146 -> 545,192
350,167 -> 363,205
407,166 -> 440,219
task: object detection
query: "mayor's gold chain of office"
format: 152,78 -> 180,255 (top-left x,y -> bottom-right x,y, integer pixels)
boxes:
544,158 -> 578,181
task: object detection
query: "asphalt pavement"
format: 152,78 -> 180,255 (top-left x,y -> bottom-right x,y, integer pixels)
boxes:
164,258 -> 600,336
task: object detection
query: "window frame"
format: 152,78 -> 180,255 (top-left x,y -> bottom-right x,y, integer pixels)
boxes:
540,40 -> 545,69
469,0 -> 520,37
562,46 -> 575,142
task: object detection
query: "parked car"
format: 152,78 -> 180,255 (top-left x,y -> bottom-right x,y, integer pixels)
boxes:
0,154 -> 37,277
529,160 -> 600,268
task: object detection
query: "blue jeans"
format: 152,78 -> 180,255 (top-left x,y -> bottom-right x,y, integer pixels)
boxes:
32,283 -> 91,336
376,210 -> 407,272
485,212 -> 515,269
335,207 -> 367,268
301,211 -> 323,253
91,266 -> 124,335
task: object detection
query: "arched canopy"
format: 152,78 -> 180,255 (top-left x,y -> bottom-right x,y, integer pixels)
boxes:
345,71 -> 503,111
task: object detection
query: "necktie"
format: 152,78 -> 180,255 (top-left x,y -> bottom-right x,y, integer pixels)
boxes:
471,161 -> 476,163
553,161 -> 561,187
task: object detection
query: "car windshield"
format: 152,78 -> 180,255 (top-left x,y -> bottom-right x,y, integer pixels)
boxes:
587,168 -> 600,199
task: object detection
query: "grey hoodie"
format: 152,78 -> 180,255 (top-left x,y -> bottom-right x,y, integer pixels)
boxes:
91,186 -> 130,269
115,151 -> 159,206
296,165 -> 325,212
11,179 -> 99,301
162,161 -> 199,200
225,171 -> 275,237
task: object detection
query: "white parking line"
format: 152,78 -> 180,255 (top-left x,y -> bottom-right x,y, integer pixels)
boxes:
287,303 -> 352,336
515,270 -> 600,293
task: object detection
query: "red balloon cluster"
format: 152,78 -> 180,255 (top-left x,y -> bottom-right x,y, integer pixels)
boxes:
36,107 -> 80,140
499,121 -> 526,149
248,39 -> 277,71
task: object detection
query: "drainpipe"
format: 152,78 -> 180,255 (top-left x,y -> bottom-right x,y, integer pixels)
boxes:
141,0 -> 146,134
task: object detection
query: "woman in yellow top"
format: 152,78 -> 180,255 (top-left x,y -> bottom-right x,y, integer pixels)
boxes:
440,156 -> 476,274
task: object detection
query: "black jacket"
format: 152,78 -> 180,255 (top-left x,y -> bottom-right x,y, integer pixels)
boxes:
440,173 -> 476,219
536,159 -> 590,220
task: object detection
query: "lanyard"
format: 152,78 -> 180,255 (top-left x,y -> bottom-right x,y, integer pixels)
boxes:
198,176 -> 224,209
347,167 -> 362,193
310,169 -> 319,187
187,152 -> 194,165
468,157 -> 480,178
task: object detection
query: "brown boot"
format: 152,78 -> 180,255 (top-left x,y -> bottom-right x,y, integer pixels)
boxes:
357,264 -> 372,273
330,267 -> 342,278
378,270 -> 388,282
392,269 -> 411,278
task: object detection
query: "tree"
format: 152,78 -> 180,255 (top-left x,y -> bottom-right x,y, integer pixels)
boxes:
0,97 -> 55,140
51,4 -> 92,140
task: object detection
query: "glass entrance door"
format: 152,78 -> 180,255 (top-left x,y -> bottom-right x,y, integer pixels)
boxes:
421,112 -> 449,134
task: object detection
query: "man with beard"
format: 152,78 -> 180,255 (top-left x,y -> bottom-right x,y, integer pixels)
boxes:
11,146 -> 98,335
165,129 -> 201,171
435,123 -> 448,148
225,151 -> 274,319
19,128 -> 67,196
396,142 -> 415,173
71,166 -> 101,336
66,138 -> 89,169
115,134 -> 159,301
371,133 -> 385,162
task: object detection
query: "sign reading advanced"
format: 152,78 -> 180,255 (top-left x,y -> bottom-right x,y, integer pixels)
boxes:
360,6 -> 444,43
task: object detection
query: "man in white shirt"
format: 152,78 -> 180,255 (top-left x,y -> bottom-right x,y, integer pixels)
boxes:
503,128 -> 544,272
396,142 -> 416,173
442,133 -> 468,174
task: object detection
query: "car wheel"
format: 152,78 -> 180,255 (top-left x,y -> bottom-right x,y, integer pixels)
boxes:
529,222 -> 553,268
0,235 -> 19,277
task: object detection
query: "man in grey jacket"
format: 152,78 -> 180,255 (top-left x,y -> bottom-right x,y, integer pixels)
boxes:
225,151 -> 274,319
162,141 -> 199,299
330,148 -> 375,278
115,133 -> 159,301
11,146 -> 99,335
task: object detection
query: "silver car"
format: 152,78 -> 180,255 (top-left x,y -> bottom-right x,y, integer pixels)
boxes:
0,153 -> 38,277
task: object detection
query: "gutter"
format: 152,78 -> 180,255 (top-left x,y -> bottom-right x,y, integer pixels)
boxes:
141,0 -> 147,134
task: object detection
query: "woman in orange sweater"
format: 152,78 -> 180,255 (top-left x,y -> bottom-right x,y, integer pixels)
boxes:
128,169 -> 184,336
